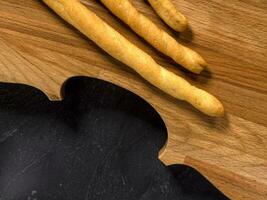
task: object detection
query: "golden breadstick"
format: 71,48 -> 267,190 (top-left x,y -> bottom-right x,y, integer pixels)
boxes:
42,0 -> 224,116
148,0 -> 188,32
101,0 -> 206,74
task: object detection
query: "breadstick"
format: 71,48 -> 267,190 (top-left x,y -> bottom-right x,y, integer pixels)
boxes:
100,0 -> 206,74
42,0 -> 224,116
147,0 -> 188,32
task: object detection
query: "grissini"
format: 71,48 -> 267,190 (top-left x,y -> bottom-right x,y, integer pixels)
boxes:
42,0 -> 224,116
100,0 -> 206,74
147,0 -> 188,32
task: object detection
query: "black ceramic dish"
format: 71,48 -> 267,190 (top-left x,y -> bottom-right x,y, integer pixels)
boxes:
0,77 -> 227,200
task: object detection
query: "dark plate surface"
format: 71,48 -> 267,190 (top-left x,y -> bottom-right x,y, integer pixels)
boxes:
0,77 -> 227,200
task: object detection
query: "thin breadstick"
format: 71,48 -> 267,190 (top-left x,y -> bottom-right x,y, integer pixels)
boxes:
147,0 -> 188,32
42,0 -> 224,116
100,0 -> 206,74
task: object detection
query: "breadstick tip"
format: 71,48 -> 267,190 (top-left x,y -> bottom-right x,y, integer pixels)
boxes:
182,47 -> 208,74
189,87 -> 224,117
174,14 -> 188,32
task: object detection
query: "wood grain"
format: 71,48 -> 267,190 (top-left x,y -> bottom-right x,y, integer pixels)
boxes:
0,0 -> 266,199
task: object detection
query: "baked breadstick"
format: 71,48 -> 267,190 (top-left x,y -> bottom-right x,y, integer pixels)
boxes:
101,0 -> 206,74
42,0 -> 224,116
148,0 -> 188,32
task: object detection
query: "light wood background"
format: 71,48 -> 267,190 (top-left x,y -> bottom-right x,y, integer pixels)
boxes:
0,0 -> 266,199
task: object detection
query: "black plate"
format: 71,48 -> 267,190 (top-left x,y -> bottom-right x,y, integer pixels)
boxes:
0,77 -> 227,200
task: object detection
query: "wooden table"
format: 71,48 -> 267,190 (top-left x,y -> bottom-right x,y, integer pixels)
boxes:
0,0 -> 266,199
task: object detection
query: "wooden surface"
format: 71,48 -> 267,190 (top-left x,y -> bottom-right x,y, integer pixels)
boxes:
0,0 -> 266,199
